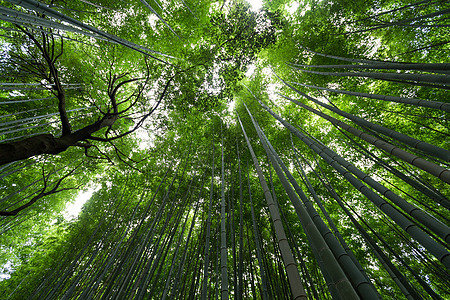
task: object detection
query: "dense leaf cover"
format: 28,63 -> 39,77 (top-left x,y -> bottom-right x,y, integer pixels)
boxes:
0,0 -> 449,299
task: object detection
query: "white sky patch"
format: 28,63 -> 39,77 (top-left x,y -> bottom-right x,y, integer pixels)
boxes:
261,66 -> 271,76
135,127 -> 153,149
245,64 -> 256,78
227,99 -> 236,114
0,261 -> 12,281
286,2 -> 300,14
201,63 -> 224,96
267,82 -> 282,103
299,4 -> 310,17
147,14 -> 159,30
64,187 -> 98,220
246,0 -> 263,11
367,37 -> 381,58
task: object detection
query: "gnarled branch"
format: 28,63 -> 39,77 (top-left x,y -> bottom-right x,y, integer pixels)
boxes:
0,165 -> 80,216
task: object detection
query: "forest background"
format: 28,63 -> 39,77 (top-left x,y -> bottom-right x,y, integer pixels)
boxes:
0,0 -> 449,299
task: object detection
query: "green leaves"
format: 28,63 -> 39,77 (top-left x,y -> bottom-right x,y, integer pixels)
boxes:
1,0 -> 449,299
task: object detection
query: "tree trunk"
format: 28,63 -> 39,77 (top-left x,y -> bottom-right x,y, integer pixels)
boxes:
0,115 -> 117,165
277,77 -> 450,162
290,81 -> 450,112
201,144 -> 215,300
289,62 -> 450,73
239,109 -> 360,300
290,67 -> 450,85
259,100 -> 450,270
244,157 -> 270,300
239,115 -> 307,300
220,126 -> 229,300
277,92 -> 450,184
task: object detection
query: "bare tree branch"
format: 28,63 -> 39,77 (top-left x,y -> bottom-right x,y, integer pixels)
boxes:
89,73 -> 176,142
0,165 -> 80,216
16,25 -> 72,136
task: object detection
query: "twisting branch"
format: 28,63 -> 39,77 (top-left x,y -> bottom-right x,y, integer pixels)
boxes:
76,142 -> 114,163
109,142 -> 144,173
16,24 -> 71,136
0,23 -> 176,166
89,72 -> 176,142
108,76 -> 141,114
0,165 -> 80,216
109,141 -> 139,164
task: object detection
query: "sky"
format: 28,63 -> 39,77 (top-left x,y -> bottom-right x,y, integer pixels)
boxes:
247,0 -> 301,14
247,0 -> 263,10
64,187 -> 97,220
62,0 -> 282,221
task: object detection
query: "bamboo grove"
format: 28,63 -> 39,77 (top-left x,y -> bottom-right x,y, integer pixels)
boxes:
0,0 -> 449,299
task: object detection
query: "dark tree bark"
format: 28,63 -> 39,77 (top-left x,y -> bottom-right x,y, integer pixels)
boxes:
0,165 -> 78,216
0,23 -> 175,166
0,115 -> 116,165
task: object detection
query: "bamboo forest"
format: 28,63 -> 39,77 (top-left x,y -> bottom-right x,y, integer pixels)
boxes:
0,0 -> 449,298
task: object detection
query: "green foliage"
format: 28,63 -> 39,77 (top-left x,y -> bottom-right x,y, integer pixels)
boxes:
0,0 -> 449,299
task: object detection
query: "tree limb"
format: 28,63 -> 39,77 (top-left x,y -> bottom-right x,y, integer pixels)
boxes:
88,73 -> 176,142
16,25 -> 72,136
0,165 -> 80,216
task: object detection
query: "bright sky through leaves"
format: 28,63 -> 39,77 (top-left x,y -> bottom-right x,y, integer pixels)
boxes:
246,0 -> 263,10
64,188 -> 96,220
1,0 -> 448,298
287,2 -> 300,14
